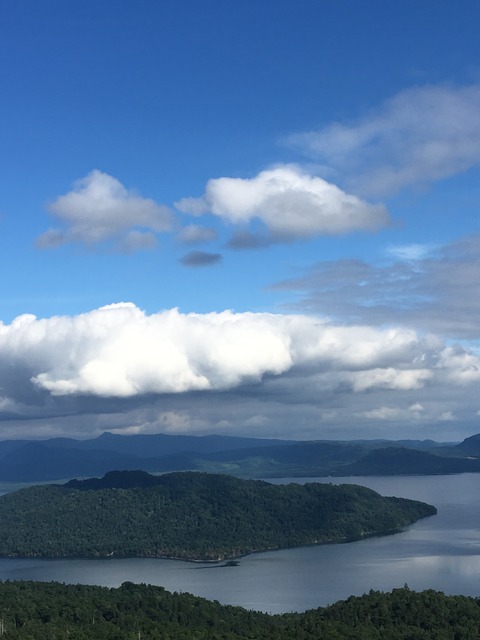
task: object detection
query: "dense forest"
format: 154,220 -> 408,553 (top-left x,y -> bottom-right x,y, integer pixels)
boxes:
0,471 -> 436,561
0,581 -> 479,639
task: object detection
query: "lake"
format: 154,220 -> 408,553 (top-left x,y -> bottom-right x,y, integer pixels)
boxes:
0,473 -> 479,613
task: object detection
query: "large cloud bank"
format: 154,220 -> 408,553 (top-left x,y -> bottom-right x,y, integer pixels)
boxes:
1,304 -> 479,440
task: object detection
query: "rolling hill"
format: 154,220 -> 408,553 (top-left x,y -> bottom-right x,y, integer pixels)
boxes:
0,470 -> 436,561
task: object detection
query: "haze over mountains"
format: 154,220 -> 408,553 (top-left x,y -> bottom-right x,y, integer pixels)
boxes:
0,431 -> 478,483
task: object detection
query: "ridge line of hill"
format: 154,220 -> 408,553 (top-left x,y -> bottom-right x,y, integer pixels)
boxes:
0,431 -> 476,483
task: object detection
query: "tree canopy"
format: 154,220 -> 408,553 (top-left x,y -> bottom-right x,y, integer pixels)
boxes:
0,471 -> 436,561
0,582 -> 478,639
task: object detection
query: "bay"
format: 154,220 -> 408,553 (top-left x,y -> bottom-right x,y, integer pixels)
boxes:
0,473 -> 480,613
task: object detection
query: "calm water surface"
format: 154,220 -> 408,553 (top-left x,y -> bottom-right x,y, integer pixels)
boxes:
1,474 -> 480,613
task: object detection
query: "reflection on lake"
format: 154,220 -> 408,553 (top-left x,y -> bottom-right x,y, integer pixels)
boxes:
1,474 -> 480,613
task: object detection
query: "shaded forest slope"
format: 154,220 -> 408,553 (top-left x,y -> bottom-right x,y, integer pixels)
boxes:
0,470 -> 436,561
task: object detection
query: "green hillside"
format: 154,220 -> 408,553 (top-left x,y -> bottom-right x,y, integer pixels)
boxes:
0,470 -> 436,561
0,582 -> 478,639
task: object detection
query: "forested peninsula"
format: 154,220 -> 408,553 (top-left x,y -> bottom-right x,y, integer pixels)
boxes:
0,470 -> 435,561
0,581 -> 479,639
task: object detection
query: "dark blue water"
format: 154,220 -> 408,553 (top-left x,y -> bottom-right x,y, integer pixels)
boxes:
0,474 -> 479,613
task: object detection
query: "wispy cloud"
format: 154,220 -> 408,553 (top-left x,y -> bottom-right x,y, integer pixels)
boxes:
385,243 -> 436,262
37,170 -> 173,251
226,230 -> 272,250
176,164 -> 389,247
273,233 -> 480,339
176,224 -> 217,245
287,84 -> 480,197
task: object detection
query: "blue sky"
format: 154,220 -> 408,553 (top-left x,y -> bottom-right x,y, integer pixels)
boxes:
1,0 -> 480,442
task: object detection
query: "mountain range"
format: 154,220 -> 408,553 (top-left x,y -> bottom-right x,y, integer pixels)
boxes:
0,430 -> 478,483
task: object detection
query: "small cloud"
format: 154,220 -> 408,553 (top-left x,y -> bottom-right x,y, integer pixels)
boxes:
180,250 -> 222,267
0,396 -> 16,413
350,367 -> 432,392
177,224 -> 217,245
244,414 -> 269,427
175,195 -> 208,216
37,170 -> 173,251
385,243 -> 434,262
440,411 -> 455,421
226,230 -> 271,250
357,403 -> 426,422
176,164 -> 389,246
36,229 -> 65,249
409,402 -> 424,412
359,406 -> 403,420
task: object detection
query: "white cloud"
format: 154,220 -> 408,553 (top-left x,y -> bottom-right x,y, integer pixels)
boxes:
244,415 -> 269,427
409,402 -> 424,412
358,406 -> 406,421
385,243 -> 435,262
358,402 -> 428,422
435,346 -> 480,384
0,396 -> 15,412
176,165 -> 389,244
440,411 -> 455,422
37,170 -> 173,250
349,368 -> 432,392
0,303 -> 480,443
288,84 -> 480,197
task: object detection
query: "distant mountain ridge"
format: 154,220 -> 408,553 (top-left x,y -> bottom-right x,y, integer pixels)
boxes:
0,430 -> 476,483
0,432 -> 297,482
453,432 -> 480,456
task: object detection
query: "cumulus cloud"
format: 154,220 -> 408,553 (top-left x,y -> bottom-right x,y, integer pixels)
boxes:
1,304 -> 480,440
348,367 -> 433,392
180,251 -> 222,267
37,170 -> 173,251
273,233 -> 480,339
176,165 -> 389,245
356,402 -> 429,421
358,406 -> 408,421
177,224 -> 217,245
287,84 -> 480,197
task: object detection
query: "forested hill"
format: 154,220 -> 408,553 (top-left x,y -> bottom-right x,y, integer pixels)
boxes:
0,471 -> 436,561
0,581 -> 479,639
